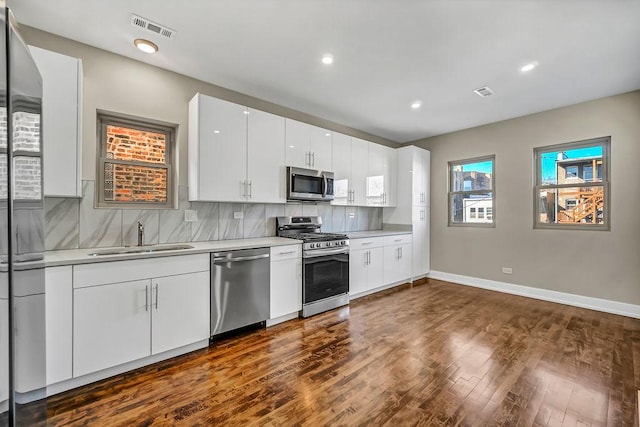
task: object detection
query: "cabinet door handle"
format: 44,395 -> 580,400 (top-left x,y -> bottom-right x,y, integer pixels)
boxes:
155,284 -> 159,310
248,180 -> 253,198
311,152 -> 315,168
399,247 -> 403,259
145,285 -> 149,311
240,180 -> 246,198
421,210 -> 425,220
306,152 -> 310,167
368,250 -> 371,265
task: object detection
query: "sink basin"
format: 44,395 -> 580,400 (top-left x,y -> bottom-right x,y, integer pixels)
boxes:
88,244 -> 194,256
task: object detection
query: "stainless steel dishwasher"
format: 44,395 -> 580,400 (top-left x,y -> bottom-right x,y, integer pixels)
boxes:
210,247 -> 270,336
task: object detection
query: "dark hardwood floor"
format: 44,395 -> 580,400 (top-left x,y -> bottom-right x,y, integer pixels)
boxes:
44,279 -> 640,426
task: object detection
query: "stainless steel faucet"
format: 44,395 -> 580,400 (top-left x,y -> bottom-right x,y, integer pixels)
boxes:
137,221 -> 144,246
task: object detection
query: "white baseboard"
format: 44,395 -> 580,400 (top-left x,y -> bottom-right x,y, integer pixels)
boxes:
428,270 -> 640,319
266,312 -> 299,327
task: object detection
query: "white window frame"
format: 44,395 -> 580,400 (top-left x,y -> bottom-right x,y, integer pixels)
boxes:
533,136 -> 610,231
448,155 -> 495,227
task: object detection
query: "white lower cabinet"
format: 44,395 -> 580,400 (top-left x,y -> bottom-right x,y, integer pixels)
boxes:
382,235 -> 413,285
45,266 -> 73,385
269,245 -> 302,319
73,254 -> 210,378
150,271 -> 210,355
74,279 -> 151,377
349,245 -> 383,297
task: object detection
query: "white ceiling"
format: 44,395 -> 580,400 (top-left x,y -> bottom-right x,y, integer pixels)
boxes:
8,0 -> 640,143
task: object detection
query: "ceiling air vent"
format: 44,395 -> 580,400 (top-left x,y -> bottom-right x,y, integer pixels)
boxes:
473,86 -> 494,98
131,14 -> 177,39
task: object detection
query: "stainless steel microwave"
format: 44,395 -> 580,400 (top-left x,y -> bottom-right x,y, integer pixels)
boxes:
286,166 -> 334,202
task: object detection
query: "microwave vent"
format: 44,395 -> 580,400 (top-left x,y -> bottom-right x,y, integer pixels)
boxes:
131,14 -> 176,39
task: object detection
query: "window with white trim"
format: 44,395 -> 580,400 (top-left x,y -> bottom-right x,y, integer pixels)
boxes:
448,155 -> 495,226
534,136 -> 609,230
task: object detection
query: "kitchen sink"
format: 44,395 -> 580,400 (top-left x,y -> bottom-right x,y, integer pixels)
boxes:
88,244 -> 194,256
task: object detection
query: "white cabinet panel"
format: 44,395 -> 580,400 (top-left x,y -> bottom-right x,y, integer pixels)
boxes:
310,126 -> 332,171
30,46 -> 82,197
331,132 -> 352,206
351,138 -> 368,206
189,94 -> 248,201
45,266 -> 73,385
412,206 -> 430,278
349,250 -> 369,295
367,143 -> 396,206
270,246 -> 302,319
383,243 -> 412,285
285,119 -> 311,168
285,119 -> 332,170
350,246 -> 384,297
73,254 -> 209,288
247,108 -> 286,203
14,294 -> 46,393
74,280 -> 151,377
151,271 -> 210,355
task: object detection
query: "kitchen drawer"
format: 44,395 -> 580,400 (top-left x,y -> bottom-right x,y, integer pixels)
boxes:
383,234 -> 413,246
73,254 -> 210,288
349,237 -> 384,251
270,244 -> 301,262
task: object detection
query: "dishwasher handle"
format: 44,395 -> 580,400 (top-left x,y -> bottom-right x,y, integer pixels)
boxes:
213,253 -> 270,264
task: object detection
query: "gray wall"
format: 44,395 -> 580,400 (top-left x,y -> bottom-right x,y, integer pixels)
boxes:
413,90 -> 640,305
20,26 -> 399,186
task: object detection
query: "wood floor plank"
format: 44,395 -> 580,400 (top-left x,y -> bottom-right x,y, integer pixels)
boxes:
42,279 -> 640,426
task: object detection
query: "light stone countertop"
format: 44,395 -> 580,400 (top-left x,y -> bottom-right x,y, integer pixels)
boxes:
44,237 -> 302,267
347,230 -> 412,239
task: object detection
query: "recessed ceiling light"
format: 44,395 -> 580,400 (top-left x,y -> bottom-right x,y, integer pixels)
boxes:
213,130 -> 220,134
520,61 -> 539,73
321,54 -> 334,65
243,110 -> 250,115
325,132 -> 331,137
411,101 -> 422,110
134,38 -> 158,53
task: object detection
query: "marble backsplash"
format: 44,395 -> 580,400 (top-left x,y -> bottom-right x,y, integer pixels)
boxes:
44,180 -> 383,251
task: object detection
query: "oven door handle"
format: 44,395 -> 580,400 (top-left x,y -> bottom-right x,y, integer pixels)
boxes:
304,247 -> 349,258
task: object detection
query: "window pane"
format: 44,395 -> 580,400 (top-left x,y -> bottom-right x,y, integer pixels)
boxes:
451,160 -> 493,191
106,125 -> 166,164
13,111 -> 40,153
13,156 -> 42,200
538,186 -> 604,225
539,145 -> 603,185
451,192 -> 493,224
104,162 -> 167,203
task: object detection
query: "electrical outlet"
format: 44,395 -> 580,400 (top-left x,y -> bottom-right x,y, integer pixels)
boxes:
184,210 -> 198,222
348,212 -> 356,219
502,267 -> 513,274
233,211 -> 244,219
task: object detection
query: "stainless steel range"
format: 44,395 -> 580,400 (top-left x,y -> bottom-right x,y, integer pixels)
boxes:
277,216 -> 349,317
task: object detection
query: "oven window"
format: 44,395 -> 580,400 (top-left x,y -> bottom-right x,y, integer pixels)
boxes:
304,255 -> 349,304
293,175 -> 322,194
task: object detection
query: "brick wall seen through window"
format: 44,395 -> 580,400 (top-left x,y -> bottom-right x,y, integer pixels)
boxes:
98,115 -> 174,208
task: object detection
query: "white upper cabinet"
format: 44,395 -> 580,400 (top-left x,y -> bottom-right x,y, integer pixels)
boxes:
366,143 -> 396,207
351,138 -> 368,206
331,132 -> 352,206
30,46 -> 82,197
285,119 -> 332,170
309,125 -> 333,171
189,93 -> 285,203
413,148 -> 430,206
247,108 -> 286,203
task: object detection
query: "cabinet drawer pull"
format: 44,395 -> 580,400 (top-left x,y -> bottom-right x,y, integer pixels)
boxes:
278,250 -> 297,255
361,242 -> 373,246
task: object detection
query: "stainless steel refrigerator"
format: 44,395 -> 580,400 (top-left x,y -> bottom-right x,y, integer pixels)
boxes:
1,2 -> 47,425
